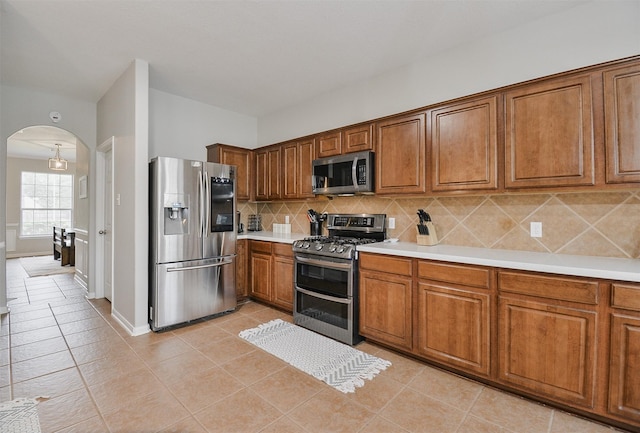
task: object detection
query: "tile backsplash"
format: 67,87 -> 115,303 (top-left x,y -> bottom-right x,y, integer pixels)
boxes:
239,190 -> 640,259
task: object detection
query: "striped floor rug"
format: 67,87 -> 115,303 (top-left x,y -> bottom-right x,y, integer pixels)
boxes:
0,397 -> 43,433
239,319 -> 391,393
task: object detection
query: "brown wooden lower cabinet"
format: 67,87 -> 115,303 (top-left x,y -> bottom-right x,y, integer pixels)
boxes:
359,254 -> 413,351
357,252 -> 640,431
415,260 -> 492,377
497,295 -> 598,409
249,241 -> 272,303
248,240 -> 294,312
609,283 -> 640,424
272,243 -> 294,311
416,282 -> 491,377
236,239 -> 248,300
609,313 -> 640,423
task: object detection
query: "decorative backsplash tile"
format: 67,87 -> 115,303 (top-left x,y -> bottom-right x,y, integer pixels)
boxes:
239,189 -> 640,259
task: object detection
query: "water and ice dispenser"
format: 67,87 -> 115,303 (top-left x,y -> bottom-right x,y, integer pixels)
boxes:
163,193 -> 189,235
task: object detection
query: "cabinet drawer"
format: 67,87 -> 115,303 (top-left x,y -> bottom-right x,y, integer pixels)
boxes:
272,242 -> 293,257
498,271 -> 598,304
418,261 -> 490,289
250,240 -> 272,254
360,253 -> 412,276
612,283 -> 640,311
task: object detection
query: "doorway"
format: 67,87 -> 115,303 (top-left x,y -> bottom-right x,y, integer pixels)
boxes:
5,125 -> 91,302
96,137 -> 114,302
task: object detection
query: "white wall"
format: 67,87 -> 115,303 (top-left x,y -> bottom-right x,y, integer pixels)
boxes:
149,89 -> 257,158
0,84 -> 97,312
97,59 -> 149,336
257,1 -> 640,146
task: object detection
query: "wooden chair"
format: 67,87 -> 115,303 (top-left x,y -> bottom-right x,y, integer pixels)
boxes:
53,226 -> 75,266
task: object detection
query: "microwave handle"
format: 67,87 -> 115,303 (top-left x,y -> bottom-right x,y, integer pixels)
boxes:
351,156 -> 358,190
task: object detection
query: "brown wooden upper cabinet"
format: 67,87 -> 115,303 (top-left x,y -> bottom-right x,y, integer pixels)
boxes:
316,130 -> 342,158
375,112 -> 426,194
254,145 -> 282,201
429,95 -> 499,192
603,60 -> 640,184
342,123 -> 374,153
504,74 -> 595,189
206,143 -> 253,201
254,148 -> 268,201
282,138 -> 315,199
282,141 -> 298,200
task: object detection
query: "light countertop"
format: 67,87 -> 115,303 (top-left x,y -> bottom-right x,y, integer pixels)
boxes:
237,231 -> 307,244
357,242 -> 640,283
237,232 -> 640,283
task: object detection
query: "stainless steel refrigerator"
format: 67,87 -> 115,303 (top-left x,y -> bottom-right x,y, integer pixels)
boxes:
149,156 -> 237,331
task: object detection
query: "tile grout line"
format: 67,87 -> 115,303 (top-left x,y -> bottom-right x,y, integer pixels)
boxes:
46,300 -> 112,433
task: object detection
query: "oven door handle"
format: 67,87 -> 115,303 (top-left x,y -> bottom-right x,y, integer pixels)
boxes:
296,287 -> 351,304
294,255 -> 353,270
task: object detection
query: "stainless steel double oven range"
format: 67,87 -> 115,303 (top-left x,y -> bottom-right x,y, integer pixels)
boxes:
292,214 -> 386,345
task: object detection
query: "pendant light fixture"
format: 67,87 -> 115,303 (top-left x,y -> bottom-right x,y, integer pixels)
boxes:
48,143 -> 68,171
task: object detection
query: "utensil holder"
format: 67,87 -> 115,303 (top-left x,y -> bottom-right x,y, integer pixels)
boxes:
310,221 -> 322,236
416,222 -> 438,246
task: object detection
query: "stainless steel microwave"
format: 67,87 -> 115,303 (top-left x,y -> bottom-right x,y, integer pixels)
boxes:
312,151 -> 375,195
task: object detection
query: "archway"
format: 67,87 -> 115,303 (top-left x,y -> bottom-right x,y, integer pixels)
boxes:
5,125 -> 91,304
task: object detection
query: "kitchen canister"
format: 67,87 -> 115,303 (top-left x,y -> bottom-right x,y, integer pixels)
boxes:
248,214 -> 262,232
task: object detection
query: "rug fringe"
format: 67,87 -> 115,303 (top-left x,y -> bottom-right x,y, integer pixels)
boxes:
238,318 -> 284,339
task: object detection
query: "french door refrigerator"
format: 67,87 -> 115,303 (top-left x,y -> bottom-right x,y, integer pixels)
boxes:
149,156 -> 237,331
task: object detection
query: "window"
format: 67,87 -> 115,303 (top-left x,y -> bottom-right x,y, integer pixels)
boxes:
21,171 -> 73,236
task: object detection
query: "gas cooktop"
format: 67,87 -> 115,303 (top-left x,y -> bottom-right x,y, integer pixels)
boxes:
292,214 -> 386,259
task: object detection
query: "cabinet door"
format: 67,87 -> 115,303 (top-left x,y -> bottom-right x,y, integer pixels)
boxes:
609,313 -> 640,423
317,131 -> 342,157
207,144 -> 253,201
343,123 -> 373,153
272,255 -> 294,311
498,295 -> 597,408
430,96 -> 498,191
375,113 -> 426,194
360,269 -> 413,350
505,74 -> 595,188
604,62 -> 640,183
267,146 -> 281,200
416,282 -> 490,376
236,239 -> 248,300
298,139 -> 315,198
250,241 -> 272,302
254,150 -> 268,201
282,142 -> 298,199
250,252 -> 271,303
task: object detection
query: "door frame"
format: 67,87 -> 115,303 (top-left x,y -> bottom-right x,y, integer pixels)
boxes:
95,136 -> 114,301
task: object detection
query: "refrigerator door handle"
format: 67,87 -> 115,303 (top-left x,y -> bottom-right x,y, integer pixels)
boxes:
166,257 -> 235,273
198,169 -> 205,238
204,169 -> 210,238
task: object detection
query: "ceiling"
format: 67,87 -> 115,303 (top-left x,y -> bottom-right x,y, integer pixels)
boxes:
1,0 -> 588,119
7,126 -> 77,162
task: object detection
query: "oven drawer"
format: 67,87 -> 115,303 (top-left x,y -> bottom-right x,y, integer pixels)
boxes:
294,287 -> 360,345
295,254 -> 353,298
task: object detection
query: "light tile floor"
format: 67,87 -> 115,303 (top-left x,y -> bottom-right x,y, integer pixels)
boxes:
0,257 -> 630,432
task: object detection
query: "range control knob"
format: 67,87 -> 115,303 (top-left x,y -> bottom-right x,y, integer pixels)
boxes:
329,244 -> 338,252
336,245 -> 346,254
315,242 -> 323,251
302,241 -> 310,249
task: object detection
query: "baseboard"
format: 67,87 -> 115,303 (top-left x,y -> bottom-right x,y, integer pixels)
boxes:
111,308 -> 150,336
7,251 -> 51,259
